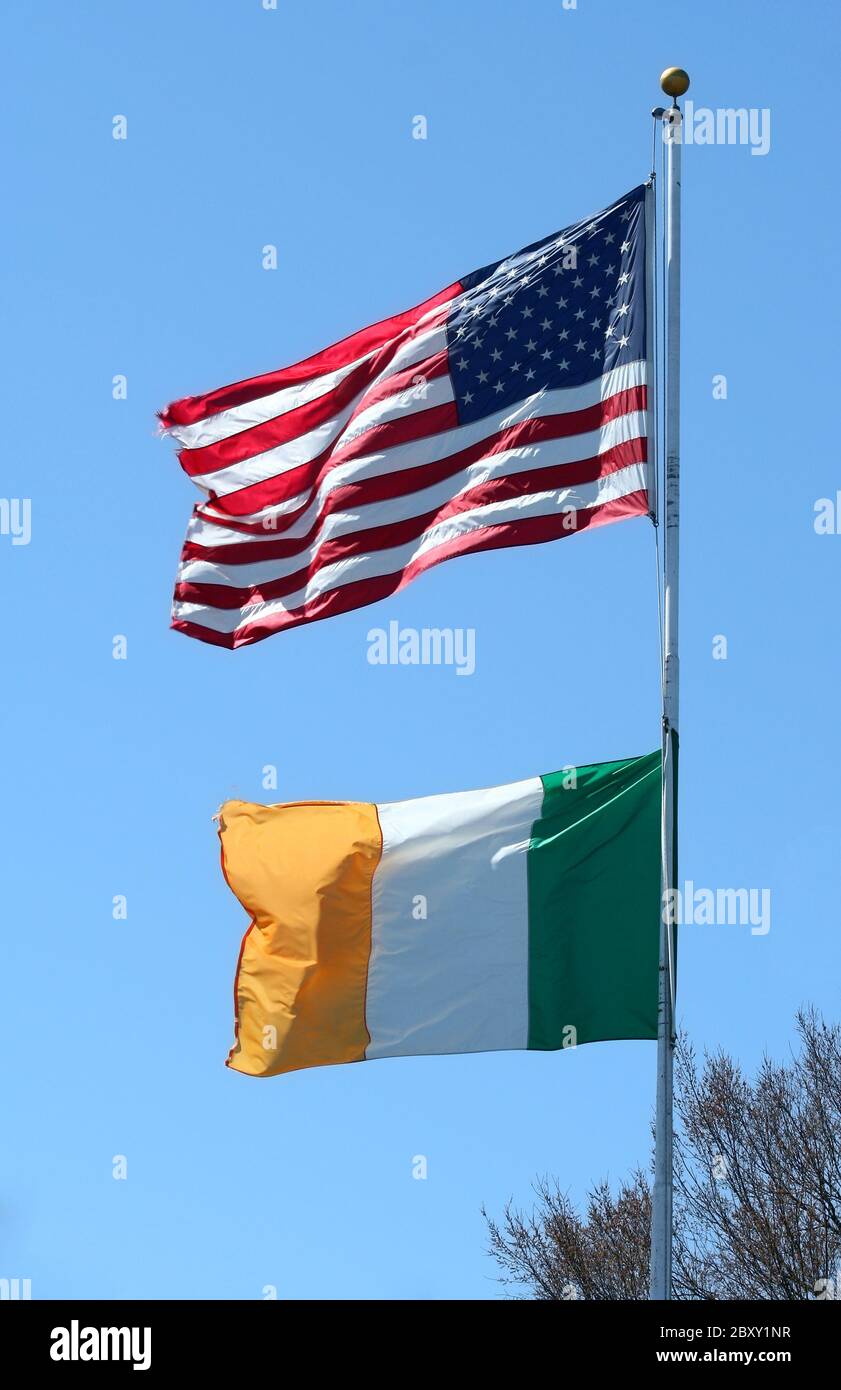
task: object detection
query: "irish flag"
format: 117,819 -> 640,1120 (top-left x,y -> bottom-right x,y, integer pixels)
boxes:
219,751 -> 661,1077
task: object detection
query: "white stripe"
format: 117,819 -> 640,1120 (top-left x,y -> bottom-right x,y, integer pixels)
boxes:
365,777 -> 543,1059
186,406 -> 644,558
167,352 -> 371,451
316,359 -> 646,504
189,358 -> 645,529
170,322 -> 450,453
195,490 -> 314,536
172,460 -> 647,633
190,357 -> 646,504
177,416 -> 646,588
334,370 -> 451,451
189,353 -> 453,496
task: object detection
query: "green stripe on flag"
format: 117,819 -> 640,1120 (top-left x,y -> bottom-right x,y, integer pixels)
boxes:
526,751 -> 662,1050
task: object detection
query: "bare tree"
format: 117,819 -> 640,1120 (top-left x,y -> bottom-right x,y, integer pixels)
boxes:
484,1009 -> 841,1300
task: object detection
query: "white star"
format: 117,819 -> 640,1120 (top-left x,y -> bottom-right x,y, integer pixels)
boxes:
503,294 -> 514,307
572,275 -> 584,289
604,324 -> 615,338
617,302 -> 630,317
541,348 -> 552,361
558,328 -> 569,341
511,361 -> 521,372
556,296 -> 568,309
618,334 -> 629,348
604,264 -> 616,276
463,391 -> 474,404
540,318 -> 552,331
574,308 -> 586,321
591,348 -> 601,360
537,253 -> 548,267
491,347 -> 502,362
525,338 -> 538,352
617,272 -> 630,286
537,285 -> 549,299
493,380 -> 505,394
525,367 -> 536,381
457,357 -> 469,370
477,369 -> 489,383
521,304 -> 534,319
575,338 -> 586,352
558,357 -> 570,371
620,240 -> 631,253
587,254 -> 599,267
604,232 -> 615,245
505,327 -> 518,341
591,317 -> 601,329
589,285 -> 601,299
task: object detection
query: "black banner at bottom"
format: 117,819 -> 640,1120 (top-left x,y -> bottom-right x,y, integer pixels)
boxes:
1,1297 -> 835,1373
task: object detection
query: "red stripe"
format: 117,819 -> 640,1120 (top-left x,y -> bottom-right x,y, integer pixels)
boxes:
172,492 -> 649,649
208,383 -> 645,520
207,400 -> 460,516
189,389 -> 646,552
160,283 -> 461,429
175,456 -> 645,608
177,344 -> 451,479
181,435 -> 646,569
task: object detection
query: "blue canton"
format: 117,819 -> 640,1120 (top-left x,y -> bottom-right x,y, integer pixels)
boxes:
446,185 -> 647,425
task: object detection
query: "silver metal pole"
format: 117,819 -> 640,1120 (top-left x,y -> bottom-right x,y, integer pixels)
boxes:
644,180 -> 658,527
649,66 -> 687,1302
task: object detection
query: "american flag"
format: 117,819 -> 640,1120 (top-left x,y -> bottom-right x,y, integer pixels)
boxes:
161,184 -> 651,648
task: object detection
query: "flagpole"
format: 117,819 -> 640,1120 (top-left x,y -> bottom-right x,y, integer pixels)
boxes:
649,65 -> 688,1302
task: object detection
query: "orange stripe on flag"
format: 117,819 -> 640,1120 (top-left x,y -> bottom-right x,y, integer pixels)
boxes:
219,800 -> 382,1076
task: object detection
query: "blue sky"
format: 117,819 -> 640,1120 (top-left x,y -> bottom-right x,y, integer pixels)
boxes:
2,0 -> 839,1299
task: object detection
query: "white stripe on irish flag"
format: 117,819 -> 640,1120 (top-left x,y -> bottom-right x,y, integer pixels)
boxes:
219,752 -> 662,1077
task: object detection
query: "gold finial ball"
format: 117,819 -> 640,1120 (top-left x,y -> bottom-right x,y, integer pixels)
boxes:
660,67 -> 690,98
